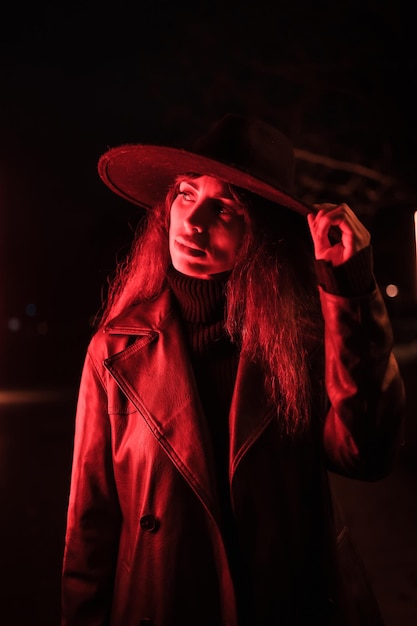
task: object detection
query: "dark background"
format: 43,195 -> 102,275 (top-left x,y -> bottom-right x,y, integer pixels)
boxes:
1,2 -> 417,625
1,0 -> 417,390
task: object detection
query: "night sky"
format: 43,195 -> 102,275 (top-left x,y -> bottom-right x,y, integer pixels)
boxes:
1,1 -> 417,388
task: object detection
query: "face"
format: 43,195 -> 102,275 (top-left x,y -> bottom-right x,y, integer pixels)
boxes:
169,175 -> 246,279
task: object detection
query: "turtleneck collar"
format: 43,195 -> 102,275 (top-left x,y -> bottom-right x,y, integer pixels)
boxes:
166,265 -> 229,324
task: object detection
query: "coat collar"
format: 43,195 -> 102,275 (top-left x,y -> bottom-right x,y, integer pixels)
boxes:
103,289 -> 173,334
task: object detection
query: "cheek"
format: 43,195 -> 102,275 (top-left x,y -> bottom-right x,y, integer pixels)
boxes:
217,224 -> 245,259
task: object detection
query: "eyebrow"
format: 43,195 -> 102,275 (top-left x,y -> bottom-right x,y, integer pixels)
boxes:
179,178 -> 199,190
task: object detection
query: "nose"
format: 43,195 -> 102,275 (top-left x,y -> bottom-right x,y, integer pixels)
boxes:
183,201 -> 207,233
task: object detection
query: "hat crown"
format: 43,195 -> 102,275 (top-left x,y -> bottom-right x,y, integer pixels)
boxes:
194,114 -> 295,193
97,113 -> 310,215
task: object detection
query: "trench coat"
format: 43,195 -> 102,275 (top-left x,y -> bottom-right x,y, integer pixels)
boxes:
61,282 -> 405,626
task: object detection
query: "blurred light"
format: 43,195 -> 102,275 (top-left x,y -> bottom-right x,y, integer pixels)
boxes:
415,211 -> 417,246
0,388 -> 75,404
25,303 -> 37,316
8,317 -> 21,332
415,210 -> 417,298
386,284 -> 399,298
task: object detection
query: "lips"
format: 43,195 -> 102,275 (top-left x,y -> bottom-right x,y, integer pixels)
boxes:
175,238 -> 206,257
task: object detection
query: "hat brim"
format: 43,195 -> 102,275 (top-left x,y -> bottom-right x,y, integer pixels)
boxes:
98,144 -> 313,216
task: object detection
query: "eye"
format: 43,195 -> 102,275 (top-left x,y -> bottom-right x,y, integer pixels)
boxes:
215,201 -> 242,220
177,183 -> 196,202
178,190 -> 193,201
217,204 -> 228,214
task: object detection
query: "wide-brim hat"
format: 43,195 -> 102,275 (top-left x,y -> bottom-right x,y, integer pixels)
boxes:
97,114 -> 312,216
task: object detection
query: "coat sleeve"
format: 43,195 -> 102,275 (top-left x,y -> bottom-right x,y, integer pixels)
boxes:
61,347 -> 122,626
320,283 -> 406,480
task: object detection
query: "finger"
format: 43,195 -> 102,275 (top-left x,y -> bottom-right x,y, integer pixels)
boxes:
311,204 -> 371,253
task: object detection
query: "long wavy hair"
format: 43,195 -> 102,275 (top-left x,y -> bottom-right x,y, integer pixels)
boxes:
96,176 -> 323,434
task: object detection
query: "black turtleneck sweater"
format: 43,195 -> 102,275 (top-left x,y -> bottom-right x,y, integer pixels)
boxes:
166,264 -> 239,476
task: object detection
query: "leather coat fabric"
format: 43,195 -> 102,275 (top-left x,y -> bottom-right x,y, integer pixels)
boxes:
61,284 -> 405,626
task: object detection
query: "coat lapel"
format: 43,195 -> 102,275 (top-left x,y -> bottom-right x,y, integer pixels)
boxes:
104,297 -> 220,521
229,354 -> 276,479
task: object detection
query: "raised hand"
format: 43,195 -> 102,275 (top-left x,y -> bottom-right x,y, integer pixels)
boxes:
307,202 -> 371,266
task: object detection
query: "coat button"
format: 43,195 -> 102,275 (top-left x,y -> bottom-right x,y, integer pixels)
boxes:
140,514 -> 158,532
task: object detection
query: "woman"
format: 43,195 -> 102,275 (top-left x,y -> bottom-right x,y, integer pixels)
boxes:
62,114 -> 405,626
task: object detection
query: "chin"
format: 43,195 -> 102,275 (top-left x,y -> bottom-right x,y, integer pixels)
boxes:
172,260 -> 207,278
